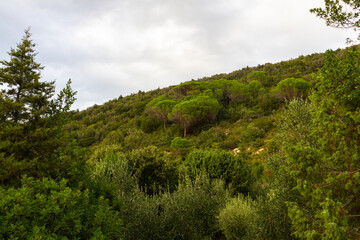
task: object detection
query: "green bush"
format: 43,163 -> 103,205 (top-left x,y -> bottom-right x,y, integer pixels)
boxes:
161,176 -> 229,239
218,196 -> 258,240
89,149 -> 136,209
184,149 -> 254,195
240,123 -> 266,143
170,137 -> 192,157
272,77 -> 311,101
0,177 -> 124,239
126,146 -> 179,194
170,137 -> 191,149
122,175 -> 229,240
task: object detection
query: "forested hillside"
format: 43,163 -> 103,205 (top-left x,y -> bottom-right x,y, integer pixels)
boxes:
1,1 -> 360,239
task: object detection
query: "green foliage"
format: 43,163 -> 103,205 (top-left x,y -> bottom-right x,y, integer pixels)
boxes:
257,153 -> 299,240
170,137 -> 191,149
247,70 -> 271,86
272,77 -> 311,101
146,95 -> 177,130
277,98 -> 314,144
285,48 -> 360,239
140,116 -> 161,133
122,175 -> 229,240
218,196 -> 258,240
184,149 -> 254,194
170,137 -> 192,157
195,126 -> 227,149
228,82 -> 251,105
311,0 -> 360,40
89,149 -> 137,210
256,100 -> 313,239
0,29 -> 79,185
0,177 -> 124,239
169,93 -> 220,137
240,123 -> 266,143
126,146 -> 179,194
160,176 -> 229,240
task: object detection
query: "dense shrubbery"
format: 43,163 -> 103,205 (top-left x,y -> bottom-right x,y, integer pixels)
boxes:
0,177 -> 124,239
218,196 -> 258,240
184,149 -> 254,195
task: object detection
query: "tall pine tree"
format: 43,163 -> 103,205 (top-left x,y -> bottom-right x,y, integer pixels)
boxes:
0,29 -> 77,185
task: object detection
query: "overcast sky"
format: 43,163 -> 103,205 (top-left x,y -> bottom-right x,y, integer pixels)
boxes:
0,0 -> 356,110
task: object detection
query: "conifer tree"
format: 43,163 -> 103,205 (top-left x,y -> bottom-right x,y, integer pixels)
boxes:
286,48 -> 360,239
0,29 -> 77,185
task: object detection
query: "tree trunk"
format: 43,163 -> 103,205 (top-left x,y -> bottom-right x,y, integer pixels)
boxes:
183,128 -> 186,138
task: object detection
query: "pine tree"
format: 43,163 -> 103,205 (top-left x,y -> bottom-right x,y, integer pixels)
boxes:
286,47 -> 360,239
0,29 -> 77,185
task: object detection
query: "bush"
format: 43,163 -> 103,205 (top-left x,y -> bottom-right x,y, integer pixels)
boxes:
161,176 -> 229,239
170,137 -> 192,157
126,146 -> 179,194
0,177 -> 124,239
89,150 -> 136,209
218,196 -> 258,240
240,123 -> 266,143
122,175 -> 229,240
184,149 -> 254,195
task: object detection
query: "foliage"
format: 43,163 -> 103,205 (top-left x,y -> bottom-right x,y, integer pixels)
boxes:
0,177 -> 124,239
272,77 -> 311,101
146,95 -> 176,130
126,146 -> 179,194
122,175 -> 229,240
184,149 -> 254,195
311,0 -> 360,41
246,70 -> 271,86
169,93 -> 220,137
218,196 -> 258,240
0,29 -> 79,186
3,16 -> 360,240
285,48 -> 360,239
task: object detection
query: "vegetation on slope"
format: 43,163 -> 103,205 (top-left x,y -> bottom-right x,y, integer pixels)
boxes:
1,1 -> 360,237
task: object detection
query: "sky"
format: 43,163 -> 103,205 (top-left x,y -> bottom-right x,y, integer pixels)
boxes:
0,0 -> 357,110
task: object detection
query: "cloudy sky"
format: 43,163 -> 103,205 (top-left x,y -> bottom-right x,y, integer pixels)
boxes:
0,0 -> 356,110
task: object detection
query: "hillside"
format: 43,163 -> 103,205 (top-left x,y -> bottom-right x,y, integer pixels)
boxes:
2,29 -> 360,239
66,49 -> 327,153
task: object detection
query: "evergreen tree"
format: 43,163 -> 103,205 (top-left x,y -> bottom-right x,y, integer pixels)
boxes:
286,48 -> 360,239
169,93 -> 220,138
0,29 -> 77,185
146,95 -> 176,131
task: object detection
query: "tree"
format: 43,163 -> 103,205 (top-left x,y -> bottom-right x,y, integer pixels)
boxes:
184,149 -> 254,195
169,93 -> 220,137
0,29 -> 77,185
272,78 -> 311,101
285,48 -> 360,239
228,81 -> 250,105
311,0 -> 360,29
246,71 -> 271,86
311,0 -> 360,41
146,95 -> 176,130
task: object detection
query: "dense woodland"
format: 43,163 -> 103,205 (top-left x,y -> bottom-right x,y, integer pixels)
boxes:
1,1 -> 360,239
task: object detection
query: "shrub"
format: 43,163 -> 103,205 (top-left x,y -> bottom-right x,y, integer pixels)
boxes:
184,149 -> 254,195
122,175 -> 229,240
161,176 -> 229,239
218,196 -> 258,240
0,177 -> 124,239
126,146 -> 179,194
